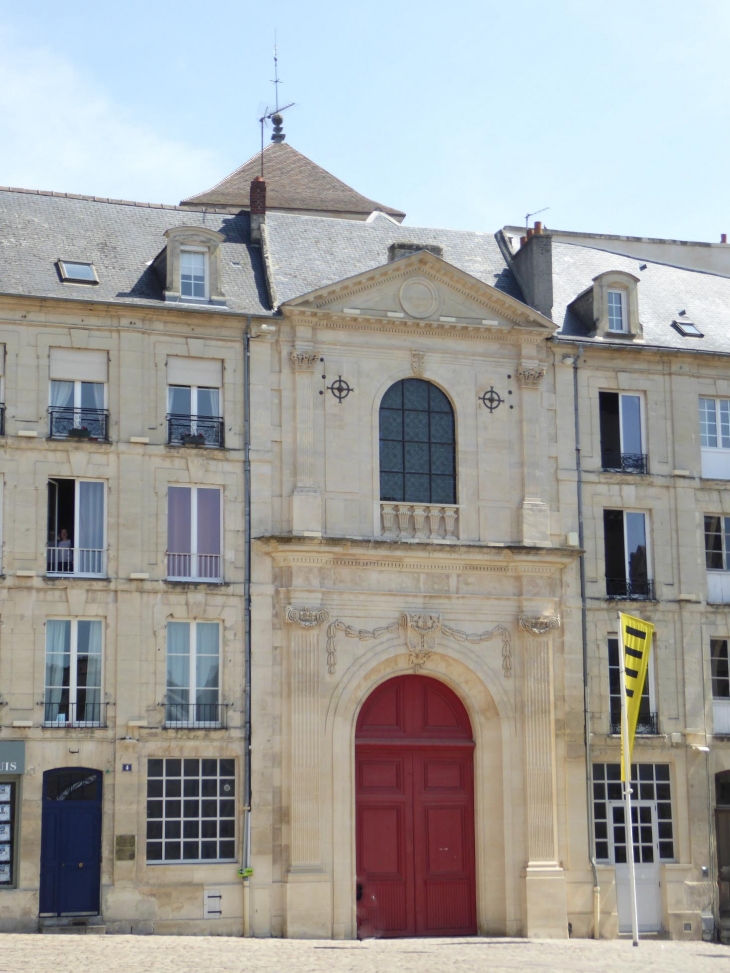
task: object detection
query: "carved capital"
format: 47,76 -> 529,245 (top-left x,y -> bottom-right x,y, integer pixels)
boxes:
515,365 -> 546,389
518,614 -> 561,636
286,606 -> 330,629
289,350 -> 319,372
411,350 -> 425,377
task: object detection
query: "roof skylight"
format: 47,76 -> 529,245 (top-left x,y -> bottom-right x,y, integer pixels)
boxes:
57,260 -> 98,284
672,319 -> 703,337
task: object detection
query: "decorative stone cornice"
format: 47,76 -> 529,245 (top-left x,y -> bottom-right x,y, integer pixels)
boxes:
285,606 -> 330,629
515,365 -> 546,389
289,350 -> 319,372
518,614 -> 561,636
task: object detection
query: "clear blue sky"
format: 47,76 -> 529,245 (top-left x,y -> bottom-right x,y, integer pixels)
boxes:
0,0 -> 728,239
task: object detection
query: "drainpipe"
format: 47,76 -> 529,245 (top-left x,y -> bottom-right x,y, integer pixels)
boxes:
570,346 -> 601,938
242,316 -> 253,935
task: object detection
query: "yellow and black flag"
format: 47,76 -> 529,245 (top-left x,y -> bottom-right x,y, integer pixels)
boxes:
619,612 -> 655,781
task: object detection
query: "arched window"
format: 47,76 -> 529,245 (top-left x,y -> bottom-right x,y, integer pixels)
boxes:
379,379 -> 456,504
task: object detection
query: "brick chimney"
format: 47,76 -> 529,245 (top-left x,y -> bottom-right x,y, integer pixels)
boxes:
250,176 -> 266,245
510,226 -> 553,319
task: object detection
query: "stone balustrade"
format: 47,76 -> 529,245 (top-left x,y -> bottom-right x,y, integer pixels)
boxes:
380,502 -> 459,540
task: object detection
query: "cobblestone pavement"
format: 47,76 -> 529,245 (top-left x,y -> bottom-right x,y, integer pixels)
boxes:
0,935 -> 728,973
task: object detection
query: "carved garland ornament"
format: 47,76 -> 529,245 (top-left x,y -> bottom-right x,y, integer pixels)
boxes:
289,350 -> 320,372
518,614 -> 561,636
325,611 -> 512,676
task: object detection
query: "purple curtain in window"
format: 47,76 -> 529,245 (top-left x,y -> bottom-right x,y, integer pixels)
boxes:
196,489 -> 220,556
168,487 -> 191,553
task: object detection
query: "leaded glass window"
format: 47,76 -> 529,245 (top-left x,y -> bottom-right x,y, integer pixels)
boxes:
379,379 -> 456,504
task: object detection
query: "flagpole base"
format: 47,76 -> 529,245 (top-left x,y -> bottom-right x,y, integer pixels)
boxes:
525,864 -> 569,938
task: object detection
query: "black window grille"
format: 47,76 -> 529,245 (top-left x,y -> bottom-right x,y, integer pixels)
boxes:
379,379 -> 456,504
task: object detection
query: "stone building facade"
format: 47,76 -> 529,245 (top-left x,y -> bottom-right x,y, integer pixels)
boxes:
0,136 -> 727,940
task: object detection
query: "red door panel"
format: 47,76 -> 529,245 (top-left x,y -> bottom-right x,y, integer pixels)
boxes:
356,676 -> 476,938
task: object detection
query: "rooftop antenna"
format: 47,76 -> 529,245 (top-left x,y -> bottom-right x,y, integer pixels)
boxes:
525,206 -> 549,231
257,34 -> 295,177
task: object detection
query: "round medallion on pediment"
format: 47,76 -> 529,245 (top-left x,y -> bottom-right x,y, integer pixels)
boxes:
398,277 -> 439,319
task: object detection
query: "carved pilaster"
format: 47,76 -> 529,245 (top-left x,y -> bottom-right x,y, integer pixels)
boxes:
286,607 -> 329,870
517,361 -> 549,545
289,348 -> 321,533
519,614 -> 560,865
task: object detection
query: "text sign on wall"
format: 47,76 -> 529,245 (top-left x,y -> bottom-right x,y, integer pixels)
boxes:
0,742 -> 25,775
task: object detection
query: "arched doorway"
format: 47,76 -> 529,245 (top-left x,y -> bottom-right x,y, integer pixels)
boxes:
355,675 -> 476,938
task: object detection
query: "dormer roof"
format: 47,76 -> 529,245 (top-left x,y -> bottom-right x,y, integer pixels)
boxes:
179,142 -> 406,222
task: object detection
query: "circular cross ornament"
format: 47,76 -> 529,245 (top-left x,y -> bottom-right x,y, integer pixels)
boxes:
479,386 -> 503,412
327,376 -> 353,403
398,277 -> 439,319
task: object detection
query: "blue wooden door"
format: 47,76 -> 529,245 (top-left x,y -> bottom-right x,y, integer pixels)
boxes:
39,768 -> 102,916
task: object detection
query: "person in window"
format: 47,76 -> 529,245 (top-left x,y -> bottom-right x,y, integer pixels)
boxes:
57,528 -> 73,573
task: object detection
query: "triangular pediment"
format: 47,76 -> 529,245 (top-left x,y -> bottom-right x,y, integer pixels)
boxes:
281,251 -> 555,333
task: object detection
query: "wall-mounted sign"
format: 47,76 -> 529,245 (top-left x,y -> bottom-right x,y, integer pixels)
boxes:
0,742 -> 25,775
122,764 -> 132,772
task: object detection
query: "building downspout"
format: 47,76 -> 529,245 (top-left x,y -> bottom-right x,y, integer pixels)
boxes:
242,315 -> 253,936
571,346 -> 601,937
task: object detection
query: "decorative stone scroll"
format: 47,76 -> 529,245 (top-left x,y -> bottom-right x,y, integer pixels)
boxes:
286,606 -> 330,629
289,350 -> 320,371
411,350 -> 425,377
518,614 -> 560,636
325,611 -> 512,676
515,365 -> 546,389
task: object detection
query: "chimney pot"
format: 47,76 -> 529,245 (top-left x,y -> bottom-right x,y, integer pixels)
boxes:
534,221 -> 543,234
722,233 -> 727,244
520,236 -> 527,247
526,228 -> 534,239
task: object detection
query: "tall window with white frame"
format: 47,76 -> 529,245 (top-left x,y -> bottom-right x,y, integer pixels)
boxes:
603,509 -> 652,600
180,250 -> 207,300
599,391 -> 646,473
699,397 -> 730,479
704,516 -> 730,604
48,348 -> 109,440
165,620 -> 221,727
607,290 -> 627,332
607,636 -> 657,735
145,758 -> 235,863
47,479 -> 105,577
166,485 -> 222,581
712,639 -> 730,735
44,619 -> 103,726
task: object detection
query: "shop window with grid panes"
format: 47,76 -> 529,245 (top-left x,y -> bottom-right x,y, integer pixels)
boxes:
592,763 -> 674,863
146,758 -> 235,863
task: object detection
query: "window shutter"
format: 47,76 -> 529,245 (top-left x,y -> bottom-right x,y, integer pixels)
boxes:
196,489 -> 221,556
168,487 -> 192,554
50,348 -> 108,382
167,357 -> 222,388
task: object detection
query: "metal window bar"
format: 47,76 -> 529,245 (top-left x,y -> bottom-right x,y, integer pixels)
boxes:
601,452 -> 648,474
167,414 -> 224,448
43,700 -> 107,727
163,700 -> 226,728
46,546 -> 106,577
610,711 -> 659,736
166,553 -> 222,582
48,407 -> 109,441
605,577 -> 656,601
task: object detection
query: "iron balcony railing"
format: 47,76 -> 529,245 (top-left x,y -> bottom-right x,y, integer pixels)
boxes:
43,700 -> 107,727
166,552 -> 222,582
163,699 -> 227,728
601,452 -> 649,475
48,407 -> 109,441
167,414 -> 224,448
47,546 -> 106,578
606,577 -> 656,601
611,711 -> 659,736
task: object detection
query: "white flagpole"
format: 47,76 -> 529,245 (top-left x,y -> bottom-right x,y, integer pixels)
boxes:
618,612 -> 639,947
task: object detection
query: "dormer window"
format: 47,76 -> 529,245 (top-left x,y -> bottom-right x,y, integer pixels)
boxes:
58,260 -> 98,284
155,227 -> 225,306
607,290 -> 626,332
180,249 -> 207,300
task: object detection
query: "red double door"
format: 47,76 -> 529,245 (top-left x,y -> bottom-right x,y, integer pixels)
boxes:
355,675 -> 477,938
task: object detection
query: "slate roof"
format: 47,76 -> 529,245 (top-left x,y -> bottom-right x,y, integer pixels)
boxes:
264,211 -> 522,305
552,241 -> 730,354
181,142 -> 406,221
0,187 -> 270,314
